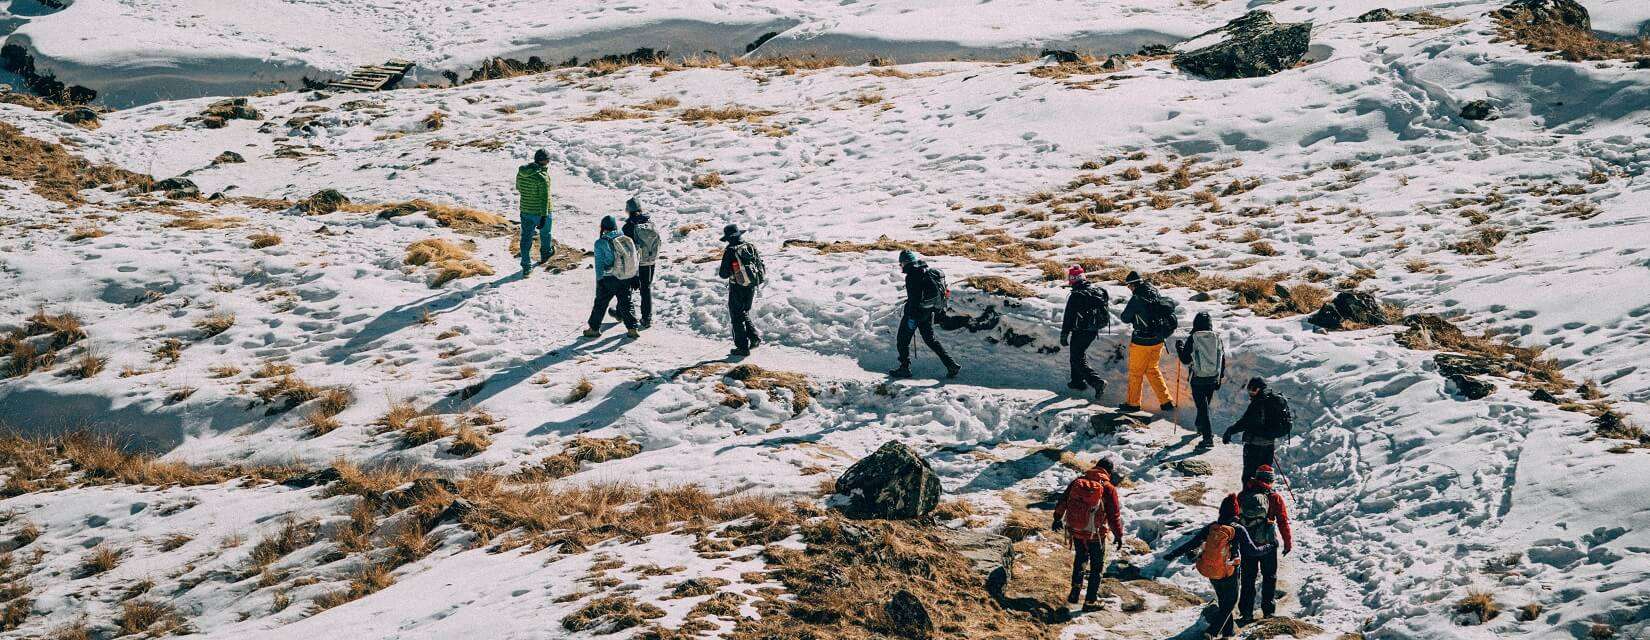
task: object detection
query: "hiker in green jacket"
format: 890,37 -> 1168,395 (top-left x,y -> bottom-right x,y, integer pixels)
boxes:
515,149 -> 552,276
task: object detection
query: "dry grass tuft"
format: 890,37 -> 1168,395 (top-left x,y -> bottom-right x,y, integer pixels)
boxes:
785,230 -> 1056,269
691,172 -> 725,189
194,311 -> 236,338
1494,12 -> 1650,62
1455,590 -> 1501,625
422,110 -> 447,130
118,600 -> 187,636
252,361 -> 295,378
372,199 -> 510,235
67,225 -> 106,241
563,595 -> 666,633
1452,227 -> 1507,255
404,238 -> 495,287
964,275 -> 1037,299
66,350 -> 107,379
249,232 -> 283,248
0,122 -> 152,204
725,364 -> 813,415
578,107 -> 650,122
81,545 -> 122,575
679,106 -> 775,124
449,425 -> 492,457
566,377 -> 595,403
247,519 -> 319,573
400,415 -> 453,447
313,563 -> 396,611
517,436 -> 642,482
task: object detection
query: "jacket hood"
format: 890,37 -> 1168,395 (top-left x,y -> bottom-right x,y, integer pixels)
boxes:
1218,496 -> 1239,523
1245,478 -> 1273,493
518,163 -> 546,174
1193,311 -> 1213,332
1082,467 -> 1112,483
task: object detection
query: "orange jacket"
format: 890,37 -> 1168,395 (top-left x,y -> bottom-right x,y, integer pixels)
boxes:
1053,467 -> 1124,542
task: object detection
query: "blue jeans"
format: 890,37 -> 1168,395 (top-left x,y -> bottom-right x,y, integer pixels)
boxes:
519,214 -> 552,268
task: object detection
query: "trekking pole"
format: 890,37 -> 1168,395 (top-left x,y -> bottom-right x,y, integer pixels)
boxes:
1173,360 -> 1183,420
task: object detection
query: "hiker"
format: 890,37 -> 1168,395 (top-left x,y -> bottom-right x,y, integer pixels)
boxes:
716,224 -> 764,356
889,250 -> 960,379
1118,271 -> 1178,412
621,197 -> 661,329
1176,311 -> 1227,448
1169,496 -> 1274,638
1050,457 -> 1124,608
1220,464 -> 1293,622
1060,265 -> 1110,400
515,149 -> 552,275
1222,377 -> 1293,483
584,215 -> 639,338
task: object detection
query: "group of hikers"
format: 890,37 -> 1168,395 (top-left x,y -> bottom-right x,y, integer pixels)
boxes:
517,151 -> 1300,636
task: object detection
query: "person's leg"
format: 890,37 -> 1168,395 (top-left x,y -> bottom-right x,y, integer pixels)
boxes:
1241,445 -> 1262,483
518,214 -> 537,269
1141,342 -> 1172,405
1260,548 -> 1279,617
1260,444 -> 1276,473
1238,553 -> 1259,619
537,215 -> 553,262
1070,330 -> 1096,387
615,279 -> 637,330
1212,576 -> 1239,637
588,278 -> 615,331
729,287 -> 752,350
916,311 -> 957,370
1192,379 -> 1216,439
1068,539 -> 1089,603
636,265 -> 654,326
896,310 -> 916,368
1084,539 -> 1106,602
1125,343 -> 1148,407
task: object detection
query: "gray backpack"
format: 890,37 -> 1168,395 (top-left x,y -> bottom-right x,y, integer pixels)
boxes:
629,222 -> 661,266
1190,330 -> 1223,379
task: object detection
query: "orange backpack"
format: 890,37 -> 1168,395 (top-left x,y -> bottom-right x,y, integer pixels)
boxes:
1196,524 -> 1239,579
1062,477 -> 1110,539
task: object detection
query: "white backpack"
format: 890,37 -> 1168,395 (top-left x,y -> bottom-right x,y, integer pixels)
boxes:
1190,330 -> 1224,379
608,235 -> 639,280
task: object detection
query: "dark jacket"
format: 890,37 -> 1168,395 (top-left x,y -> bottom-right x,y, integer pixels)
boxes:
1220,480 -> 1293,553
1224,389 -> 1289,446
1062,282 -> 1110,337
718,239 -> 757,285
902,262 -> 941,313
1168,520 -> 1273,561
622,213 -> 661,266
1119,283 -> 1175,346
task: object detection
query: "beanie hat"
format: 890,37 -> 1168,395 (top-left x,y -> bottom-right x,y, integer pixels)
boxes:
1254,465 -> 1275,484
625,197 -> 642,215
898,249 -> 920,266
1124,270 -> 1142,286
1067,264 -> 1085,284
600,215 -> 618,231
533,149 -> 550,163
1247,377 -> 1267,391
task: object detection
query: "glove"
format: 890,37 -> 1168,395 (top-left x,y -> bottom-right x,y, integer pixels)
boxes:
1115,538 -> 1124,551
1283,545 -> 1292,556
1051,519 -> 1063,532
1060,333 -> 1070,347
1222,432 -> 1234,445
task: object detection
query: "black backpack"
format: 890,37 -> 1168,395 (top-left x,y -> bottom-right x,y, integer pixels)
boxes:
1070,287 -> 1110,332
734,243 -> 766,287
919,266 -> 949,311
1255,392 -> 1294,440
1237,490 -> 1276,546
1135,290 -> 1179,340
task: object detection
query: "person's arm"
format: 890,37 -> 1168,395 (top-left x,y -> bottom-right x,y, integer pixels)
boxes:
1232,524 -> 1273,557
1167,524 -> 1211,559
717,246 -> 734,279
1104,483 -> 1123,547
1176,335 -> 1193,364
594,237 -> 613,276
1224,398 -> 1260,442
1050,482 -> 1073,529
1119,296 -> 1139,326
1271,493 -> 1293,554
1061,295 -> 1077,342
1219,336 -> 1227,383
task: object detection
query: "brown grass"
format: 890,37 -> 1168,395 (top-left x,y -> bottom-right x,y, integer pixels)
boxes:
251,361 -> 295,378
566,377 -> 595,403
194,311 -> 236,338
248,519 -> 318,573
118,600 -> 186,636
24,309 -> 86,348
67,225 -> 106,241
371,199 -> 509,235
634,97 -> 681,111
255,375 -> 321,406
563,595 -> 666,633
691,172 -> 725,189
784,230 -> 1057,269
405,238 -> 495,287
81,545 -> 121,575
313,563 -> 396,611
725,364 -> 813,415
1452,227 -> 1507,255
1456,590 -> 1501,624
0,122 -> 152,204
1495,13 -> 1650,62
518,435 -> 644,482
65,350 -> 107,379
422,110 -> 447,130
964,275 -> 1037,299
449,425 -> 492,457
579,107 -> 650,122
249,232 -> 283,248
679,106 -> 775,124
400,415 -> 454,447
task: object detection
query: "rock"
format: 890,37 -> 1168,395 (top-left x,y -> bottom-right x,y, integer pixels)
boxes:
281,466 -> 342,489
150,177 -> 199,198
937,529 -> 1014,585
835,441 -> 942,519
199,97 -> 262,126
211,151 -> 245,165
1171,459 -> 1214,476
58,106 -> 99,127
885,589 -> 933,638
1099,579 -> 1147,612
1530,388 -> 1560,404
1040,49 -> 1082,64
1492,0 -> 1590,31
298,188 -> 350,214
1460,100 -> 1500,121
1099,54 -> 1129,71
435,498 -> 475,524
1090,411 -> 1145,435
1435,353 -> 1499,400
384,477 -> 459,510
1636,57 -> 1650,69
1174,11 -> 1312,80
1138,43 -> 1174,56
1309,291 -> 1393,330
1356,8 -> 1398,22
1396,314 -> 1466,349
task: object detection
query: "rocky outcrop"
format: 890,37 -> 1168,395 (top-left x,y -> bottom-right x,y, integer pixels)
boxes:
1356,8 -> 1399,22
1308,291 -> 1393,330
1174,11 -> 1312,80
1461,100 -> 1500,121
0,43 -> 96,105
57,106 -> 99,128
211,151 -> 245,165
1492,0 -> 1590,31
297,188 -> 350,214
150,177 -> 199,198
835,441 -> 941,519
198,98 -> 263,128
1435,354 -> 1499,400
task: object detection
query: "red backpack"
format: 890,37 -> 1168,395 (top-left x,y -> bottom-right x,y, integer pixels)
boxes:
1063,477 -> 1111,539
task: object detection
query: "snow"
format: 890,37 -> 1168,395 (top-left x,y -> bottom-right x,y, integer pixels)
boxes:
2,0 -> 1650,637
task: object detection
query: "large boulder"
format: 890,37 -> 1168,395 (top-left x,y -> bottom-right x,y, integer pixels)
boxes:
1308,291 -> 1392,330
297,188 -> 350,214
885,590 -> 933,638
835,441 -> 942,519
1492,0 -> 1590,31
58,106 -> 99,127
1460,100 -> 1500,121
150,177 -> 199,198
1174,11 -> 1312,80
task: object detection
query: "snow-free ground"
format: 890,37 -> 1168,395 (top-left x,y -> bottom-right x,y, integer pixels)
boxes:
3,0 -> 1650,638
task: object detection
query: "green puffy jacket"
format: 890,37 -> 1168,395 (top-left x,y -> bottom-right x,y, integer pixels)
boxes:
516,163 -> 551,216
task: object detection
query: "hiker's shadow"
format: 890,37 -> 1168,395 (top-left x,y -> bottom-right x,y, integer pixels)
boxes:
1128,434 -> 1203,483
985,567 -> 1067,625
958,449 -> 1062,493
421,333 -> 622,414
527,372 -> 663,438
327,272 -> 524,364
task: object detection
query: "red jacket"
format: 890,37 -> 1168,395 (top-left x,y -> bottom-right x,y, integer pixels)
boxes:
1221,480 -> 1293,553
1053,467 -> 1124,542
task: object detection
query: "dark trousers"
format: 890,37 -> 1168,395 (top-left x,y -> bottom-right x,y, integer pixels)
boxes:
1240,547 -> 1279,618
1241,444 -> 1275,484
1191,378 -> 1218,439
1208,575 -> 1239,637
588,276 -> 636,331
634,265 -> 655,325
1068,330 -> 1103,387
729,284 -> 758,349
897,308 -> 956,369
1069,538 -> 1107,601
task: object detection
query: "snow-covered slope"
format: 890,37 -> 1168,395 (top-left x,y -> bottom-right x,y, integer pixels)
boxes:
2,0 -> 1649,638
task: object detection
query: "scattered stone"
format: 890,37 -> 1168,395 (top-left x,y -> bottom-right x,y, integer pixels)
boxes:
211,151 -> 245,165
1492,0 -> 1590,31
297,188 -> 350,214
1309,291 -> 1393,330
1040,49 -> 1083,64
1530,388 -> 1560,404
198,97 -> 262,128
884,589 -> 933,638
1171,459 -> 1214,476
281,467 -> 342,488
834,441 -> 942,519
1243,616 -> 1324,637
1099,579 -> 1146,612
936,529 -> 1015,587
1090,411 -> 1146,435
58,106 -> 99,127
1356,8 -> 1399,22
1395,314 -> 1466,350
1099,54 -> 1129,71
1138,43 -> 1174,56
1435,354 -> 1499,400
1461,100 -> 1500,121
1174,11 -> 1313,80
150,177 -> 199,198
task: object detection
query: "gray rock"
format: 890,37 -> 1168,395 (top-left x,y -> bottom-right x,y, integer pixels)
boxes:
298,188 -> 350,214
1309,291 -> 1393,330
835,441 -> 942,519
1436,353 -> 1499,400
1356,8 -> 1398,22
1099,54 -> 1129,71
212,150 -> 245,165
1174,11 -> 1313,80
885,589 -> 933,638
1172,459 -> 1214,476
1492,0 -> 1590,31
1040,49 -> 1082,64
1460,99 -> 1500,121
58,106 -> 99,126
150,177 -> 199,198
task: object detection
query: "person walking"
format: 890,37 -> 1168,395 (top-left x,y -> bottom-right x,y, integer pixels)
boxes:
584,215 -> 639,338
716,224 -> 764,356
1060,265 -> 1110,400
515,149 -> 553,276
1051,458 -> 1124,608
1176,311 -> 1227,448
1117,271 -> 1178,412
1219,465 -> 1293,622
1222,378 -> 1294,483
1169,497 -> 1274,638
889,250 -> 960,379
621,197 -> 661,329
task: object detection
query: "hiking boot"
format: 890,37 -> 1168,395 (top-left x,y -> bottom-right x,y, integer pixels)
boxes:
749,336 -> 763,350
639,319 -> 651,330
520,266 -> 533,278
1068,380 -> 1088,391
1091,380 -> 1107,399
1160,401 -> 1177,411
1198,436 -> 1215,450
626,328 -> 641,338
1067,586 -> 1081,605
581,328 -> 600,338
1117,403 -> 1141,413
729,347 -> 751,357
888,366 -> 913,379
945,364 -> 962,379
